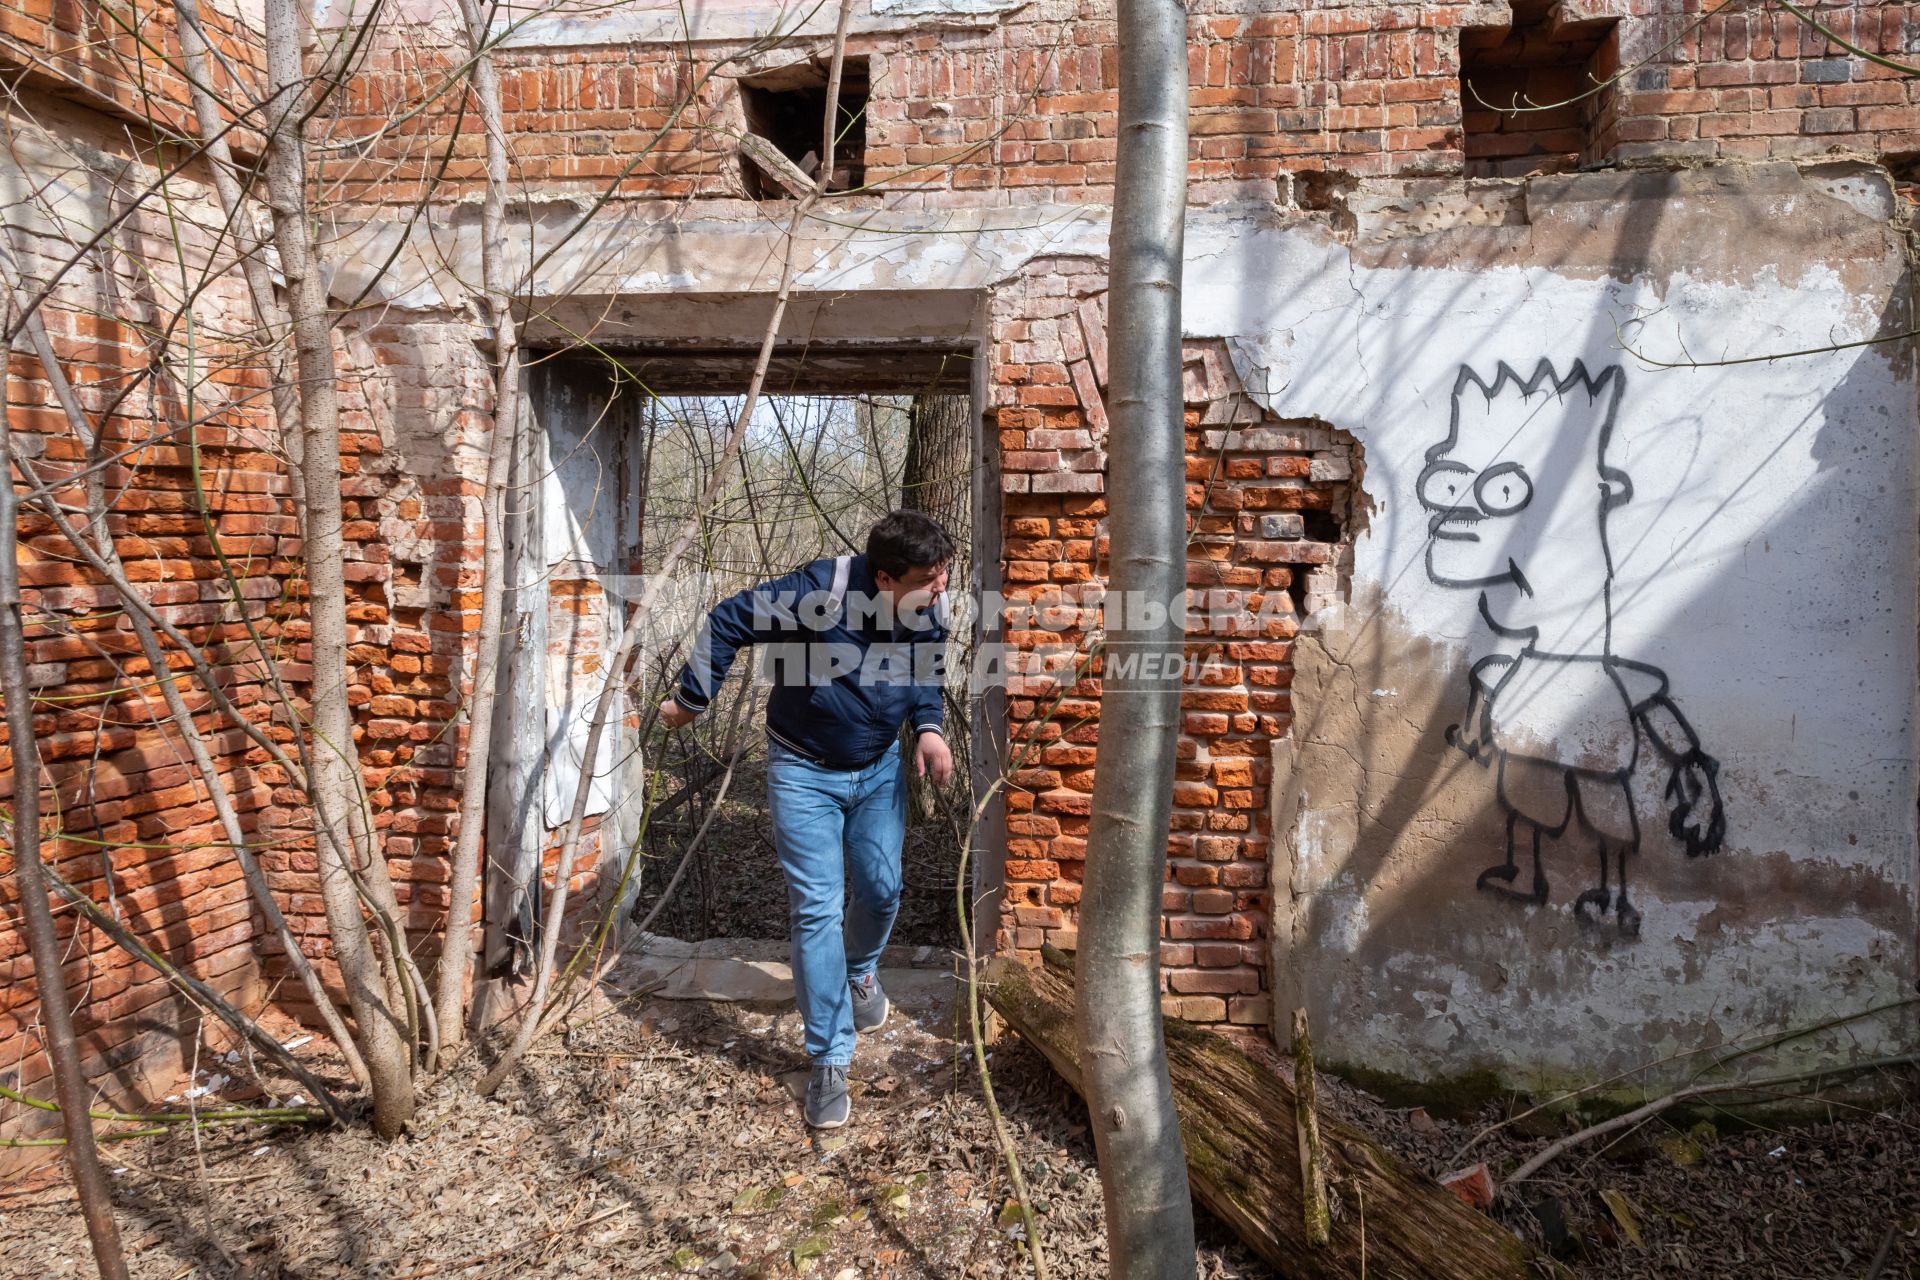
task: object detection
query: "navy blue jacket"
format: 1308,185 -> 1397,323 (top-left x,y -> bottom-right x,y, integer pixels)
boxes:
671,555 -> 947,769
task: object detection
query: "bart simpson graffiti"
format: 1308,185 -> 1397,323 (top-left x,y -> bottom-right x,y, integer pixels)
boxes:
1418,359 -> 1726,937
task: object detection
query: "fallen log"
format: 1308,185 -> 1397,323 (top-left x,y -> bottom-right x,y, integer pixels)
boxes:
985,948 -> 1534,1278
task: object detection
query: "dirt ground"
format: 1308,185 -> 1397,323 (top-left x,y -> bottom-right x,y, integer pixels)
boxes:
4,963 -> 1917,1280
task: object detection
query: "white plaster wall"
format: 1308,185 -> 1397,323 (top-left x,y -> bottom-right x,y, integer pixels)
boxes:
533,370 -> 644,827
1181,173 -> 1920,1087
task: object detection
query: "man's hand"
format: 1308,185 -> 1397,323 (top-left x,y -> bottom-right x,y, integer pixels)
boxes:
914,731 -> 953,786
658,697 -> 698,730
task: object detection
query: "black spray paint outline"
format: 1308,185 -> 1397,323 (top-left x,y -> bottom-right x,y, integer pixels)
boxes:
1419,359 -> 1726,937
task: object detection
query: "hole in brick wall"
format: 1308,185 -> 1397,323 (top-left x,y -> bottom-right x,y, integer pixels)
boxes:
1284,570 -> 1311,621
738,59 -> 869,198
1299,509 -> 1345,545
1883,151 -> 1920,183
1460,0 -> 1619,178
1291,168 -> 1361,235
1294,168 -> 1357,212
1883,153 -> 1920,217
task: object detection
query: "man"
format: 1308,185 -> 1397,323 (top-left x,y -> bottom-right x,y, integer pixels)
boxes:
659,510 -> 955,1128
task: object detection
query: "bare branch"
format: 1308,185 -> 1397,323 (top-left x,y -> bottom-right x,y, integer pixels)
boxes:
13,297 -> 370,1088
2,302 -> 131,1280
434,0 -> 525,1065
41,864 -> 352,1125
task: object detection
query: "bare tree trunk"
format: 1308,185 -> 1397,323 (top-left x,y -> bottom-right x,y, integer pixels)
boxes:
478,403 -> 546,1005
263,0 -> 415,1136
901,392 -> 974,813
1,326 -> 130,1280
434,0 -> 522,1065
903,392 -> 973,610
903,395 -> 972,547
1072,0 -> 1195,1267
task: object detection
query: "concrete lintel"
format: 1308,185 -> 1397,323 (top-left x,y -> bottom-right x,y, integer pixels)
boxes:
535,285 -> 981,339
490,0 -> 1030,49
325,199 -> 1115,313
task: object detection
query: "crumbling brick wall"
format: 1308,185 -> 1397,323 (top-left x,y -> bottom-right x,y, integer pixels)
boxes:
0,73 -> 575,1137
1,87 -> 280,1144
1602,0 -> 1920,161
319,0 -> 1920,207
0,142 -> 618,1140
245,315 -> 487,1022
306,0 -> 1920,1037
990,263 -> 1356,1031
0,0 -> 263,140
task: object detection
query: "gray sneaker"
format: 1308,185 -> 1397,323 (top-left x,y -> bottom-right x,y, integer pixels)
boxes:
804,1064 -> 850,1129
849,972 -> 889,1032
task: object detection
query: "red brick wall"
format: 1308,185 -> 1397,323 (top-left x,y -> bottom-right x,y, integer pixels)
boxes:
319,0 -> 1920,210
190,0 -> 1920,1041
318,7 -> 1465,201
2,122 -> 625,1136
1,90 -> 279,1140
1608,1 -> 1920,161
989,265 -> 1356,1031
1461,0 -> 1621,175
246,317 -> 481,1020
7,0 -> 1917,1124
0,0 -> 264,142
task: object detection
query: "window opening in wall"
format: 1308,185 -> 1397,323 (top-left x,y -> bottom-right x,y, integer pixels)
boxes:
525,351 -> 980,953
739,59 -> 870,198
1460,0 -> 1619,178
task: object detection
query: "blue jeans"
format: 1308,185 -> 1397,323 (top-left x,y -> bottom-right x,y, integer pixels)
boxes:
765,739 -> 906,1065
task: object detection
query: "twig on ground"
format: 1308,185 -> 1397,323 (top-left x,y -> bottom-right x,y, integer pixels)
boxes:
0,1084 -> 325,1128
99,1157 -> 275,1186
1865,1224 -> 1897,1280
1455,996 -> 1920,1163
0,1110 -> 328,1149
1505,1053 -> 1920,1186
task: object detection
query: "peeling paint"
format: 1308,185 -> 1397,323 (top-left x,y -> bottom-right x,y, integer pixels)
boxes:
1238,167 -> 1916,1090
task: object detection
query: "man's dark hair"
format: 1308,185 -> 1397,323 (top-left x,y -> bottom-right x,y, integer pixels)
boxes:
866,510 -> 954,578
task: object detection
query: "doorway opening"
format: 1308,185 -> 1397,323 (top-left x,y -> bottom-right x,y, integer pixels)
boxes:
524,345 -> 984,956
